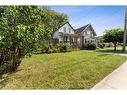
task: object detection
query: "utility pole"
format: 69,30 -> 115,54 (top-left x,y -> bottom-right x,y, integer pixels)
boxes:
122,7 -> 127,53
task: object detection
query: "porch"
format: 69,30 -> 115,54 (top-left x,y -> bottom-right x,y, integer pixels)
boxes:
59,33 -> 81,47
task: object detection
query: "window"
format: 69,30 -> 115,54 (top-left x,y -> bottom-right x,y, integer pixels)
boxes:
85,39 -> 87,43
87,31 -> 91,35
85,32 -> 87,35
91,33 -> 93,37
63,27 -> 66,32
68,28 -> 71,33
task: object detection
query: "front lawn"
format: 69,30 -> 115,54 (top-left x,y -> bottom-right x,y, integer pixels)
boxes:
1,51 -> 127,89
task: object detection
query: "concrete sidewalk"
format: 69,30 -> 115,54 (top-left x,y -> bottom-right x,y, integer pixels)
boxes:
92,61 -> 127,89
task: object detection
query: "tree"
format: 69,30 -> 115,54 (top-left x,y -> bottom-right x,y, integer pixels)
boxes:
98,36 -> 104,43
103,28 -> 124,51
37,7 -> 68,48
0,6 -> 41,71
0,6 -> 68,73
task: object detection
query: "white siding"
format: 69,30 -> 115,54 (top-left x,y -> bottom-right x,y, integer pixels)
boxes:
52,23 -> 75,42
58,23 -> 74,34
53,30 -> 59,38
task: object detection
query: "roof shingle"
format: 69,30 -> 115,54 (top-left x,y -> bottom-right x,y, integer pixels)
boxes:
75,24 -> 90,34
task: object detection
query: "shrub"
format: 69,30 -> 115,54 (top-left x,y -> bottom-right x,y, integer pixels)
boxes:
51,46 -> 59,53
0,59 -> 21,74
98,43 -> 105,49
81,44 -> 87,50
38,44 -> 73,54
37,44 -> 50,53
81,43 -> 97,50
59,44 -> 72,52
46,48 -> 54,54
87,43 -> 97,50
38,44 -> 60,54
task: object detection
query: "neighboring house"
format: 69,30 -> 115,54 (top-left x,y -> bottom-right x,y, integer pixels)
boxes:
75,24 -> 97,47
52,22 -> 97,48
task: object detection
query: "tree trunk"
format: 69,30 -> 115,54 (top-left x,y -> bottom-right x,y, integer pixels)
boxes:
114,43 -> 117,51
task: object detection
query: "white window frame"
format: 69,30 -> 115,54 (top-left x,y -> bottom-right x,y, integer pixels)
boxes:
63,27 -> 66,32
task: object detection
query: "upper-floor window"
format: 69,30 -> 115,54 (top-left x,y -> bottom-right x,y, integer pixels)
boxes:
63,27 -> 66,32
68,28 -> 71,33
91,33 -> 93,37
87,31 -> 91,35
85,32 -> 87,35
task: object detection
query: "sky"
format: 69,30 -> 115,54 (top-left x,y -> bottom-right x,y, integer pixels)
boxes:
50,6 -> 125,36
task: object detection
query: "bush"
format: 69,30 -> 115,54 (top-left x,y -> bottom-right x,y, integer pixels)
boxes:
81,43 -> 97,50
87,43 -> 97,50
38,44 -> 60,54
46,47 -> 54,53
98,43 -> 105,49
37,44 -> 73,54
59,44 -> 72,52
0,59 -> 21,74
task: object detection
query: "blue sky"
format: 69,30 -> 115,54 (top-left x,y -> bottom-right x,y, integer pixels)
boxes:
50,6 -> 125,36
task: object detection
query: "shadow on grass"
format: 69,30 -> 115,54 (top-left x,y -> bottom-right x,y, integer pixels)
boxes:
0,75 -> 9,89
96,49 -> 127,54
97,53 -> 110,57
0,68 -> 23,89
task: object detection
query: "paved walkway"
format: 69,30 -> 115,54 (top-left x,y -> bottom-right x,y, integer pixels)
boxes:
84,50 -> 127,89
92,61 -> 127,89
97,52 -> 127,57
84,50 -> 127,56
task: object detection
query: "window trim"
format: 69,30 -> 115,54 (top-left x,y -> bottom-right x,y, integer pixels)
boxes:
63,27 -> 66,32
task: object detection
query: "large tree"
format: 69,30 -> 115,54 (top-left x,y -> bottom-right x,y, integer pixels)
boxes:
103,28 -> 124,51
37,7 -> 68,47
0,6 -> 68,73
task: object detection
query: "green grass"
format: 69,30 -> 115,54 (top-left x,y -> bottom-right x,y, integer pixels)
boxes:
1,51 -> 127,89
96,47 -> 127,53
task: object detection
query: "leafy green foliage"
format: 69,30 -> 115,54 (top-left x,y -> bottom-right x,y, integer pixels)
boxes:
59,44 -> 72,52
36,7 -> 68,48
98,43 -> 105,49
0,6 -> 68,74
37,44 -> 72,54
98,36 -> 104,43
81,43 -> 97,50
103,28 -> 124,51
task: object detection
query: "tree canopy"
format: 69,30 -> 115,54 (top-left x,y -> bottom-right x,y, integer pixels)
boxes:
0,6 -> 68,73
103,28 -> 124,51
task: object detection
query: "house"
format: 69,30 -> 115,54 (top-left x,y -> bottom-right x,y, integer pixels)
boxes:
52,22 -> 97,48
52,22 -> 77,45
75,24 -> 97,47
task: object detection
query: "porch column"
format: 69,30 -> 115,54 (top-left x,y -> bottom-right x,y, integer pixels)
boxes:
74,36 -> 77,44
63,36 -> 64,44
80,35 -> 82,47
69,35 -> 71,44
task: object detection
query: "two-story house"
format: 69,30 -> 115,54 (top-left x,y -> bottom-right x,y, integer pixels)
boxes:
52,22 -> 97,48
75,24 -> 97,47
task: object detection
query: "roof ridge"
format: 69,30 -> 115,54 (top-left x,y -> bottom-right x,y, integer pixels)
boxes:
76,24 -> 90,30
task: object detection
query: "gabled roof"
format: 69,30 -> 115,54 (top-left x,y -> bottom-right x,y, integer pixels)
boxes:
75,24 -> 90,34
56,21 -> 75,32
75,24 -> 97,36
